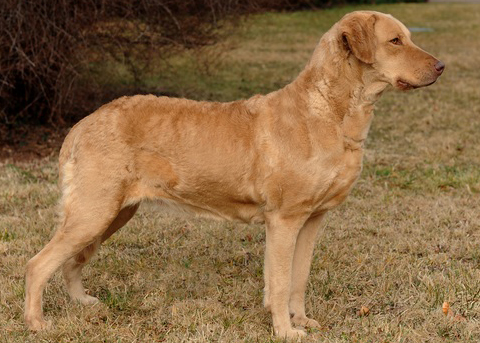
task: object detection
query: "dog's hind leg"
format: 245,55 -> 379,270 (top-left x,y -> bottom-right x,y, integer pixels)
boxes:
100,204 -> 139,243
24,178 -> 129,331
62,204 -> 139,305
62,239 -> 101,305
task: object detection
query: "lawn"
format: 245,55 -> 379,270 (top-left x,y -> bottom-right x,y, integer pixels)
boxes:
2,2 -> 480,342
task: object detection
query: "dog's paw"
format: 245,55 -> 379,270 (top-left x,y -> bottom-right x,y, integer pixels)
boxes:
25,316 -> 52,331
276,327 -> 307,341
291,315 -> 321,328
76,294 -> 100,306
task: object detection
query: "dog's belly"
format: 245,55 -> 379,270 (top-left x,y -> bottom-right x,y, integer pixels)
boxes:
126,152 -> 266,223
147,195 -> 266,224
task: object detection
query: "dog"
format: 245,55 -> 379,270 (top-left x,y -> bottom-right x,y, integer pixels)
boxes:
25,11 -> 444,339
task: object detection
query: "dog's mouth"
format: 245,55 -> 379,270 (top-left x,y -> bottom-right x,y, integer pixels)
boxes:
396,79 -> 437,91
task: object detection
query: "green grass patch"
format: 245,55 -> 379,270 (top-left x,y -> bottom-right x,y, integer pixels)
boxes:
365,164 -> 480,192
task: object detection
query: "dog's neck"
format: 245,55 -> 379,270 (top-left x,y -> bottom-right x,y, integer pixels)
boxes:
290,34 -> 390,149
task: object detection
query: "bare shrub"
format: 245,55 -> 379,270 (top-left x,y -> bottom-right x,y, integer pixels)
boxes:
0,0 -> 300,129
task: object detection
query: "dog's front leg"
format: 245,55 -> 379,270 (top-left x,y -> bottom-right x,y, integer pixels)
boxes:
265,213 -> 308,340
289,214 -> 324,328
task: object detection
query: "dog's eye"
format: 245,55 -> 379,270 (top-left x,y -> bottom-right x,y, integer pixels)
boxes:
390,38 -> 401,45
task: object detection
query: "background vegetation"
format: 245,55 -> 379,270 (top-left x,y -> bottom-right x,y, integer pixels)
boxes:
1,1 -> 480,343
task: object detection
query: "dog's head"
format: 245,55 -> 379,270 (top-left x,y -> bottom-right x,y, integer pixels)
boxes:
338,11 -> 444,90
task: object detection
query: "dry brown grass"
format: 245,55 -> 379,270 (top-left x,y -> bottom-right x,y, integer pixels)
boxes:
2,3 -> 480,342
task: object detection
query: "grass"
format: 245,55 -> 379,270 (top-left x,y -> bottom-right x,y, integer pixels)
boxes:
2,2 -> 480,342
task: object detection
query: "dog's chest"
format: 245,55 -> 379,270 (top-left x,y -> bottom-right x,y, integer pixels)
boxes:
306,138 -> 363,213
315,148 -> 364,212
317,106 -> 374,208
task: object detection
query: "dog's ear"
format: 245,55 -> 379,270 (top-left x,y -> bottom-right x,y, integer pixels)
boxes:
339,13 -> 377,64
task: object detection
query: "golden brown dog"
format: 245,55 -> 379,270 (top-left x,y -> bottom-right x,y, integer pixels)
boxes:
25,11 -> 444,339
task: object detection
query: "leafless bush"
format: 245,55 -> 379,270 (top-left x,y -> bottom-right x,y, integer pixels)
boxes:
1,0 -> 303,129
1,1 -> 81,126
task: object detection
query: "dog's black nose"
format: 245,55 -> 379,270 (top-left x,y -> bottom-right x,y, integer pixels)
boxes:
435,60 -> 445,74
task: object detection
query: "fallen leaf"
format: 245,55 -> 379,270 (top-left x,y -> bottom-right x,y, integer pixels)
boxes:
442,302 -> 450,316
442,301 -> 466,322
358,306 -> 370,317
